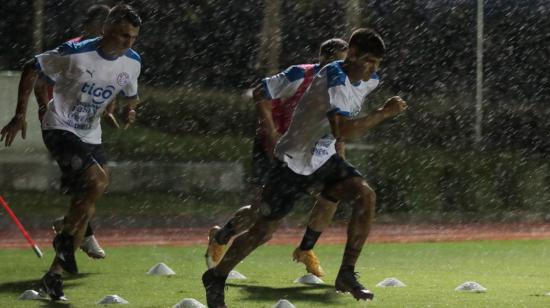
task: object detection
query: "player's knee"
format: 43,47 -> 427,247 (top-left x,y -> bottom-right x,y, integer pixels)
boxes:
85,174 -> 109,196
356,182 -> 376,213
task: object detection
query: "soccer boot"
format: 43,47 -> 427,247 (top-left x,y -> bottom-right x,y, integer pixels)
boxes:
40,272 -> 66,301
335,268 -> 374,301
80,235 -> 106,259
292,247 -> 325,277
202,268 -> 228,308
205,226 -> 225,269
53,232 -> 78,274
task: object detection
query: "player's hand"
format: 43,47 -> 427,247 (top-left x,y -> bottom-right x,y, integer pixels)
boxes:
0,116 -> 27,147
104,112 -> 120,129
380,96 -> 407,118
123,109 -> 136,130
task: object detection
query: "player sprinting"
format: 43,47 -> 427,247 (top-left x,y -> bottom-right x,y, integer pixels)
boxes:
0,4 -> 142,300
205,38 -> 349,277
33,4 -> 112,261
202,28 -> 407,307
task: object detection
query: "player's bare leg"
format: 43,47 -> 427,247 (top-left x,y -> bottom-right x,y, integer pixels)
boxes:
42,164 -> 108,300
326,177 -> 376,301
203,218 -> 280,308
293,197 -> 337,277
206,185 -> 262,268
49,164 -> 109,275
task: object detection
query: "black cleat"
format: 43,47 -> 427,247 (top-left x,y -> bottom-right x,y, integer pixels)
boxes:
40,272 -> 66,301
335,269 -> 374,301
53,232 -> 78,274
202,268 -> 228,308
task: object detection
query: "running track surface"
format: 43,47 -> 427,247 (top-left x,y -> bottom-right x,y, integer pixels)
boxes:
1,223 -> 550,249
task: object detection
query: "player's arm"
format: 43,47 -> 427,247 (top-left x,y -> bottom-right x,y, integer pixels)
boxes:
327,113 -> 346,158
121,96 -> 139,129
33,76 -> 50,123
103,100 -> 120,129
337,96 -> 407,140
1,58 -> 40,146
253,83 -> 280,150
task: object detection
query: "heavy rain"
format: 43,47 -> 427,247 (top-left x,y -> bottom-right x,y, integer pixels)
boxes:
0,1 -> 549,307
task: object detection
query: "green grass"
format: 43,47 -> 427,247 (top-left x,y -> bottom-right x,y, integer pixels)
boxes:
1,240 -> 550,307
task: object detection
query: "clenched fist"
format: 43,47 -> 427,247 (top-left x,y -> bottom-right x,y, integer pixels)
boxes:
380,96 -> 407,118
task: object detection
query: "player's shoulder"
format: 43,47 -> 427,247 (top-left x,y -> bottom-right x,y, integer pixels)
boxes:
325,60 -> 346,88
282,64 -> 310,82
57,38 -> 100,56
124,48 -> 141,64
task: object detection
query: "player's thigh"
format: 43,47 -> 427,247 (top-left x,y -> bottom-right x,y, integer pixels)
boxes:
324,176 -> 374,203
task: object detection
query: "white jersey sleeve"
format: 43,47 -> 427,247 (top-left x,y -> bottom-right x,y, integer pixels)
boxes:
119,49 -> 141,98
327,64 -> 380,117
326,64 -> 353,116
261,65 -> 306,100
34,43 -> 74,83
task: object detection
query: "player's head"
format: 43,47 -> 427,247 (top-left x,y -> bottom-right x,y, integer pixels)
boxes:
345,28 -> 385,81
318,38 -> 348,66
81,4 -> 110,38
102,4 -> 141,56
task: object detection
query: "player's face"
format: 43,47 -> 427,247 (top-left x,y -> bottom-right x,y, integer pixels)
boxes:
103,21 -> 140,56
355,53 -> 382,81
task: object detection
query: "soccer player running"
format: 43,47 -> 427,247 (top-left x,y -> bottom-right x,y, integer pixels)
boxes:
0,4 -> 142,300
202,28 -> 407,307
206,38 -> 349,277
33,4 -> 112,261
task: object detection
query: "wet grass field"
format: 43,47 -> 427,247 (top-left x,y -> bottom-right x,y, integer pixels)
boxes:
0,240 -> 549,307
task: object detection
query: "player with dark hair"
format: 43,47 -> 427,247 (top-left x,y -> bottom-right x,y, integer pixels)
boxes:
206,38 -> 349,278
202,28 -> 407,307
1,4 -> 142,301
33,4 -> 112,261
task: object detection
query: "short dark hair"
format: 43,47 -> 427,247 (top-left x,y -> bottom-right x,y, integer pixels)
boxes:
349,28 -> 385,58
319,38 -> 348,58
105,4 -> 142,27
83,4 -> 110,25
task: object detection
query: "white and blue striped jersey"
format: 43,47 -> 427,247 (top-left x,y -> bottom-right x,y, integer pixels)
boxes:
262,64 -> 320,100
36,38 -> 141,144
274,60 -> 379,175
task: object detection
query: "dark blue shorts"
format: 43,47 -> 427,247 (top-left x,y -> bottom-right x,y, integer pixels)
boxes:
42,129 -> 107,194
259,155 -> 363,220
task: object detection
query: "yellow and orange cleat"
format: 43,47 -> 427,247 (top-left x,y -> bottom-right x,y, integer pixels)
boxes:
205,226 -> 226,269
292,247 -> 325,277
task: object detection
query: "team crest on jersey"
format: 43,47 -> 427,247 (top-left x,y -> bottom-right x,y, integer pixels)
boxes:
116,72 -> 130,87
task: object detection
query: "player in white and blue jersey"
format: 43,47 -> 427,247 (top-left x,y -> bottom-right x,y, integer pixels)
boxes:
32,4 -> 113,262
203,28 -> 408,307
205,39 -> 349,278
1,4 -> 142,301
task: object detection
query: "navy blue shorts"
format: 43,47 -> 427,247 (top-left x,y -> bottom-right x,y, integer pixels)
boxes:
259,155 -> 363,220
42,129 -> 107,194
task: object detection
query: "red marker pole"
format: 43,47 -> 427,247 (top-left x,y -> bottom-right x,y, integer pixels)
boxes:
0,195 -> 43,258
